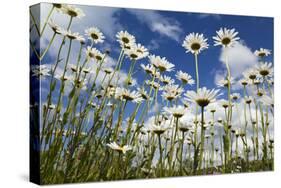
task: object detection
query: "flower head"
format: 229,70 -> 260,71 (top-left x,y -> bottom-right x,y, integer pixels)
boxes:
115,87 -> 143,103
106,142 -> 132,154
31,64 -> 50,78
185,87 -> 220,107
86,47 -> 104,61
160,75 -> 175,85
243,68 -> 259,80
161,84 -> 183,101
116,31 -> 136,48
256,62 -> 273,77
213,28 -> 240,47
254,48 -> 271,58
150,122 -> 170,135
182,33 -> 209,54
149,55 -> 174,72
85,27 -> 105,44
61,4 -> 85,18
216,77 -> 235,88
48,19 -> 64,34
176,71 -> 195,85
163,105 -> 187,118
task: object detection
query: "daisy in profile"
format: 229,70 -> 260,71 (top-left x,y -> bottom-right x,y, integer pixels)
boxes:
163,105 -> 187,118
176,70 -> 195,85
106,142 -> 132,154
116,30 -> 136,48
184,87 -> 220,107
31,64 -> 50,78
161,84 -> 183,101
150,122 -> 170,135
254,48 -> 271,58
149,55 -> 175,72
140,63 -> 156,75
85,27 -> 105,44
239,78 -> 250,86
231,93 -> 240,101
182,33 -> 209,54
243,68 -> 259,80
135,43 -> 149,58
48,19 -> 64,35
146,80 -> 161,90
216,77 -> 235,88
137,87 -> 150,100
256,62 -> 273,77
213,28 -> 240,47
115,87 -> 143,103
86,47 -> 104,61
61,4 -> 85,18
244,96 -> 253,104
64,30 -> 84,42
160,75 -> 175,85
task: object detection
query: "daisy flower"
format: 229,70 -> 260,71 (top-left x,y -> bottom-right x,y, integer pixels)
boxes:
184,87 -> 220,107
149,55 -> 175,72
85,27 -> 105,44
31,64 -> 50,78
63,30 -> 84,41
216,77 -> 235,88
48,19 -> 64,35
256,62 -> 273,77
244,96 -> 253,104
231,93 -> 240,101
161,84 -> 183,101
135,43 -> 149,58
239,78 -> 250,86
254,48 -> 271,58
150,122 -> 170,135
106,142 -> 132,154
213,28 -> 240,47
140,64 -> 156,75
146,80 -> 161,90
182,32 -> 209,54
61,4 -> 85,18
163,105 -> 187,118
86,46 -> 104,61
176,71 -> 195,85
137,87 -> 150,100
115,87 -> 143,103
243,68 -> 259,80
116,30 -> 136,48
160,75 -> 175,85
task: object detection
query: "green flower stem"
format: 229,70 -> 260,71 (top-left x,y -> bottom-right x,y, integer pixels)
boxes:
41,16 -> 73,144
157,134 -> 163,177
30,9 -> 40,35
198,106 -> 205,170
40,6 -> 55,36
180,131 -> 185,175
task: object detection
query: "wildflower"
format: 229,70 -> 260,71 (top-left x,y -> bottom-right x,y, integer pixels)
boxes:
254,48 -> 271,58
240,78 -> 250,86
243,68 -> 258,80
160,75 -> 175,85
85,27 -> 105,44
48,19 -> 64,35
217,77 -> 235,88
146,80 -> 161,90
137,87 -> 150,100
176,71 -> 195,85
61,4 -> 85,18
213,28 -> 240,47
161,84 -> 183,101
64,30 -> 84,41
184,87 -> 220,107
31,64 -> 50,77
256,62 -> 273,77
140,64 -> 156,75
163,105 -> 187,118
150,122 -> 170,135
231,93 -> 240,101
182,33 -> 209,54
106,142 -> 132,154
244,96 -> 253,104
115,87 -> 143,103
149,55 -> 175,72
116,30 -> 136,48
86,47 -> 104,61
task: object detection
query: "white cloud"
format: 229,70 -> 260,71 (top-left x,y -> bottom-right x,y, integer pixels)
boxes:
214,42 -> 258,91
219,42 -> 258,79
127,9 -> 183,42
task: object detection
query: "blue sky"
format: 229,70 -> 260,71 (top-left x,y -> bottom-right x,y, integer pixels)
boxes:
31,3 -> 274,130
